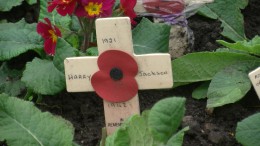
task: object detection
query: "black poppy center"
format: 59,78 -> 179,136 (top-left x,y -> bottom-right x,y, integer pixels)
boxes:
110,67 -> 123,81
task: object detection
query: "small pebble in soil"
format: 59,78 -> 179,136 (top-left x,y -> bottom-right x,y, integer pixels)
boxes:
208,131 -> 225,144
182,115 -> 200,135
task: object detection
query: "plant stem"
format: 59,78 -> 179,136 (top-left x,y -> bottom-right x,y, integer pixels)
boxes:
82,18 -> 94,53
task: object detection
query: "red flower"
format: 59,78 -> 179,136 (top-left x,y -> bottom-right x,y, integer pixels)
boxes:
37,18 -> 61,55
120,0 -> 137,25
91,50 -> 138,102
48,0 -> 77,16
75,0 -> 115,18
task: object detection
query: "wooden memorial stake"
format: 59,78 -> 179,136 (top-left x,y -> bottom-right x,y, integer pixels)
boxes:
249,67 -> 260,100
64,17 -> 173,135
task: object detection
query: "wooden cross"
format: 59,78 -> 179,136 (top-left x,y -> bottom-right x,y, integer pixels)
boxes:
64,17 -> 173,135
249,67 -> 260,100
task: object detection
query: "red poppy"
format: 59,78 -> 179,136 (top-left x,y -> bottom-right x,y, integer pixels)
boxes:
91,50 -> 138,102
48,0 -> 77,16
75,0 -> 115,18
120,0 -> 137,25
36,18 -> 61,55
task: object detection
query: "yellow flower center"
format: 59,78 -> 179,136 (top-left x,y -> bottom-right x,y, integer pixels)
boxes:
48,30 -> 58,43
62,0 -> 72,4
84,2 -> 102,16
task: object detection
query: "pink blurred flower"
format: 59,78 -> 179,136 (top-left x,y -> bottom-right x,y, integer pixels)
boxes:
75,0 -> 115,18
37,18 -> 62,55
48,0 -> 77,16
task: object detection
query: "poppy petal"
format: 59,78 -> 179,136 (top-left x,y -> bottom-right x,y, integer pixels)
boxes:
91,71 -> 138,102
91,50 -> 139,102
97,50 -> 138,76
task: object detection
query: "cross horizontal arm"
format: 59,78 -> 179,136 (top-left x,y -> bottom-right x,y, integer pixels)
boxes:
64,54 -> 173,92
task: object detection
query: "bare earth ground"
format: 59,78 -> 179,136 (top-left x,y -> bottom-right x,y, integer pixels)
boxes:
0,0 -> 260,146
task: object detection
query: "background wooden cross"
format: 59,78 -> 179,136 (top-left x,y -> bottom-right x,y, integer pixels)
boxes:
249,67 -> 260,100
64,17 -> 173,135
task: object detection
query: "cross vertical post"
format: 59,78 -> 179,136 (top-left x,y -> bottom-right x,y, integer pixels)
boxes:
249,67 -> 260,100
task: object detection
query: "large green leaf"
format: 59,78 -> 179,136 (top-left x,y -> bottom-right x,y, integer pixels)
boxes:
105,111 -> 160,146
165,127 -> 189,146
39,0 -> 72,30
0,0 -> 23,11
218,36 -> 260,56
0,19 -> 32,30
126,111 -> 160,146
104,126 -> 130,146
21,58 -> 65,95
192,82 -> 210,100
172,52 -> 259,86
53,38 -> 78,72
0,94 -> 74,146
0,63 -> 25,96
149,97 -> 186,142
105,97 -> 187,146
207,62 -> 258,108
0,20 -> 42,61
236,113 -> 260,146
198,0 -> 248,41
133,18 -> 171,54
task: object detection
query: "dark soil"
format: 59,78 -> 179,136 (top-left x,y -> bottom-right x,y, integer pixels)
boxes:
1,0 -> 260,146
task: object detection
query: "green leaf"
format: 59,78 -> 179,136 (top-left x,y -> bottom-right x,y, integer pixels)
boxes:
165,127 -> 189,146
26,0 -> 37,5
105,121 -> 130,146
39,0 -> 72,30
0,0 -> 23,11
207,62 -> 258,108
0,63 -> 25,96
127,112 -> 159,146
133,18 -> 171,54
53,38 -> 78,72
64,33 -> 80,49
106,112 -> 159,146
0,20 -> 42,61
105,97 -> 187,146
198,0 -> 248,41
21,58 -> 65,95
71,15 -> 81,32
0,19 -> 30,30
192,82 -> 210,100
149,97 -> 186,142
217,36 -> 260,56
86,47 -> 98,56
236,113 -> 260,146
0,94 -> 74,146
172,52 -> 259,86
